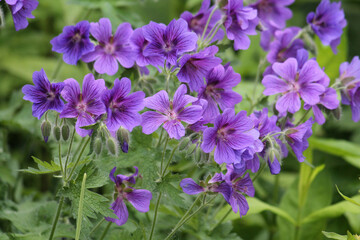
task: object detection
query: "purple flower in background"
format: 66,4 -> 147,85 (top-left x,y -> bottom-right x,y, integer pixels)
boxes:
180,0 -> 224,42
262,58 -> 326,114
82,18 -> 135,75
224,165 -> 254,217
285,118 -> 313,162
142,19 -> 198,66
267,27 -> 304,64
201,109 -> 259,165
50,21 -> 94,65
105,167 -> 152,226
251,0 -> 294,30
177,46 -> 222,92
102,78 -> 145,132
223,0 -> 259,50
22,69 -> 64,119
59,74 -> 106,137
141,85 -> 203,139
180,178 -> 206,195
339,56 -> 360,122
5,0 -> 38,31
130,28 -> 164,67
196,64 -> 242,121
306,0 -> 347,54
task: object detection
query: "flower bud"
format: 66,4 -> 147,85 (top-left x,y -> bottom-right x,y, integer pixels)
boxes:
194,147 -> 202,163
186,144 -> 197,156
116,127 -> 130,153
53,126 -> 61,141
107,137 -> 118,155
179,137 -> 191,151
41,120 -> 52,143
61,124 -> 70,141
94,137 -> 102,155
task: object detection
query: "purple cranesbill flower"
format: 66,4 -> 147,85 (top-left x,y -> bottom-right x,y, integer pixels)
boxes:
285,118 -> 313,162
22,69 -> 64,119
177,46 -> 222,92
195,64 -> 242,121
224,165 -> 254,217
251,0 -> 294,30
59,73 -> 106,137
267,27 -> 304,64
50,21 -> 94,65
180,0 -> 224,43
339,56 -> 360,122
82,18 -> 135,76
233,139 -> 263,173
306,0 -> 347,54
5,0 -> 38,31
262,58 -> 326,114
223,0 -> 259,50
142,19 -> 198,66
141,84 -> 203,139
102,78 -> 145,132
130,28 -> 164,68
187,99 -> 209,133
201,108 -> 260,165
304,74 -> 339,125
105,167 -> 152,226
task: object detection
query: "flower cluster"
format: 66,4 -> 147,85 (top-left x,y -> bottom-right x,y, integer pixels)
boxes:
1,0 -> 38,31
21,0 -> 358,225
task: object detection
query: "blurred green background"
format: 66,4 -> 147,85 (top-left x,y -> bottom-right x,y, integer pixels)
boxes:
0,0 -> 360,239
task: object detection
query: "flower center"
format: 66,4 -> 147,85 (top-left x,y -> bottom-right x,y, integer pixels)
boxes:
168,110 -> 177,120
217,126 -> 235,142
46,91 -> 56,101
163,42 -> 173,53
71,32 -> 82,43
104,43 -> 116,55
76,101 -> 87,113
205,84 -> 222,99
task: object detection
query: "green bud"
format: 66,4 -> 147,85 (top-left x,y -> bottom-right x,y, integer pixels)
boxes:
107,137 -> 118,155
61,124 -> 70,141
41,120 -> 52,143
186,144 -> 197,156
94,137 -> 102,155
53,126 -> 61,141
116,127 -> 130,145
179,137 -> 191,151
194,147 -> 202,163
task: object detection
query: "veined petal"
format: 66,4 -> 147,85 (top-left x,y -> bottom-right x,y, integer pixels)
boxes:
105,197 -> 129,226
126,189 -> 152,212
180,178 -> 204,195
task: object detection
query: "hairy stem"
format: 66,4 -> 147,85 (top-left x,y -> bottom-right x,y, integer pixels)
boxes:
99,221 -> 112,240
48,196 -> 64,240
63,128 -> 76,180
148,192 -> 162,240
160,137 -> 169,174
89,218 -> 105,237
200,6 -> 218,42
66,137 -> 90,182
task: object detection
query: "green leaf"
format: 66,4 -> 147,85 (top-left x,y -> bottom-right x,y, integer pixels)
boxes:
21,156 -> 61,175
322,231 -> 347,240
336,185 -> 360,207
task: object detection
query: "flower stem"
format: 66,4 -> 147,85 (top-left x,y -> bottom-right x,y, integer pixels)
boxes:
156,128 -> 164,148
99,221 -> 112,240
66,137 -> 91,182
63,127 -> 76,180
148,192 -> 162,240
51,56 -> 64,81
171,194 -> 202,232
295,109 -> 311,126
160,137 -> 169,174
89,218 -> 105,237
208,207 -> 232,234
200,6 -> 218,42
48,196 -> 64,240
58,142 -> 64,179
161,143 -> 179,176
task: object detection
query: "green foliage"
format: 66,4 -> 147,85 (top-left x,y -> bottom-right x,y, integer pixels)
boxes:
21,156 -> 61,175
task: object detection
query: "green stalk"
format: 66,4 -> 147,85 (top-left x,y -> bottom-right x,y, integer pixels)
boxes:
99,221 -> 112,240
161,143 -> 179,176
63,128 -> 76,180
148,192 -> 162,240
48,196 -> 64,240
75,173 -> 87,240
51,56 -> 64,81
208,207 -> 232,234
171,194 -> 202,231
89,219 -> 105,237
66,137 -> 91,182
160,137 -> 169,174
200,6 -> 218,42
295,109 -> 311,126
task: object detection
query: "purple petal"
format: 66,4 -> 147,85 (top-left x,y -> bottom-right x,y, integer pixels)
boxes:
272,58 -> 298,81
177,105 -> 203,124
163,120 -> 185,139
180,178 -> 204,195
144,90 -> 170,113
141,111 -> 167,134
214,141 -> 236,164
276,92 -> 301,114
105,197 -> 129,226
126,189 -> 152,212
262,75 -> 289,95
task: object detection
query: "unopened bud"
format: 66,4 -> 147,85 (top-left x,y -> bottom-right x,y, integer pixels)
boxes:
41,120 -> 52,143
53,126 -> 61,141
179,137 -> 191,151
267,148 -> 280,164
186,144 -> 197,156
107,137 -> 118,155
61,124 -> 70,141
194,147 -> 202,163
116,127 -> 130,153
94,137 -> 102,155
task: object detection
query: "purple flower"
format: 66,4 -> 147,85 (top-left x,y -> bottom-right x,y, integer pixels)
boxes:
50,21 -> 94,65
223,0 -> 259,50
201,109 -> 260,165
304,74 -> 339,125
130,28 -> 164,67
102,78 -> 145,132
142,19 -> 197,66
195,64 -> 242,121
59,74 -> 106,137
180,0 -> 224,42
224,165 -> 254,217
267,27 -> 304,64
339,56 -> 360,122
5,0 -> 38,31
22,69 -> 64,119
251,0 -> 294,30
105,167 -> 152,226
82,18 -> 135,75
285,118 -> 313,162
306,0 -> 347,54
141,85 -> 203,139
177,46 -> 222,92
262,58 -> 326,114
